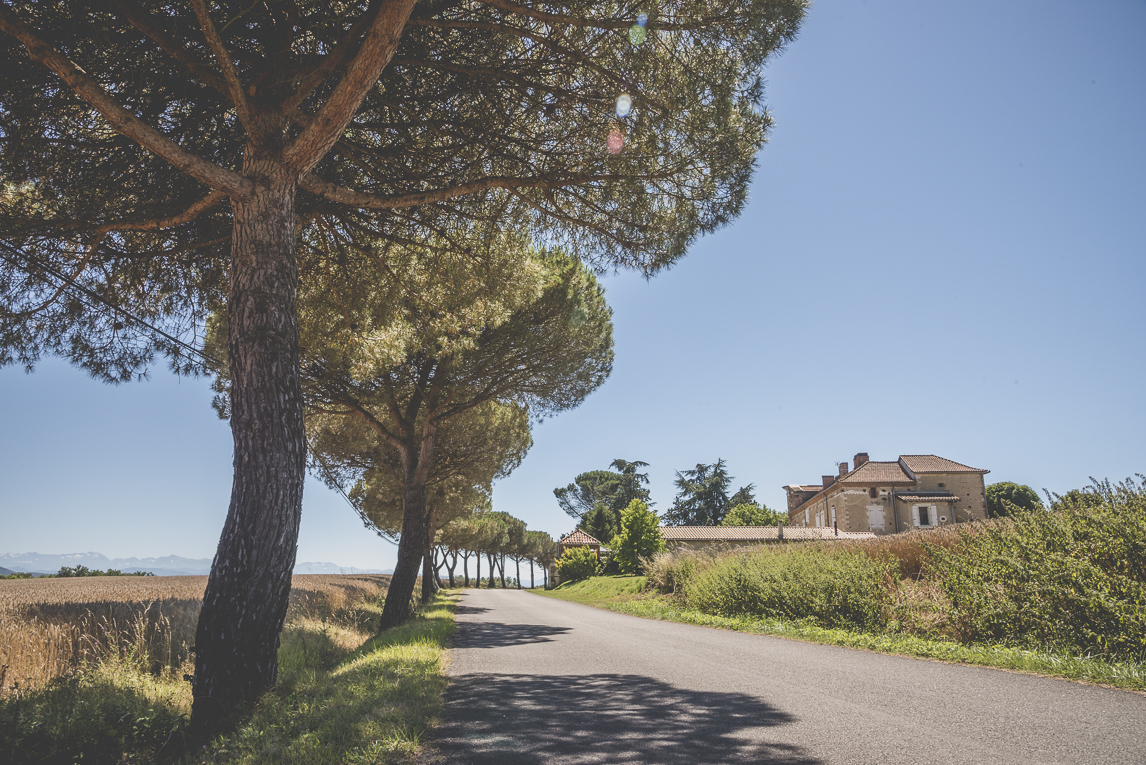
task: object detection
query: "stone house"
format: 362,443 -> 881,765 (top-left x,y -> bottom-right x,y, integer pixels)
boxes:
784,453 -> 989,535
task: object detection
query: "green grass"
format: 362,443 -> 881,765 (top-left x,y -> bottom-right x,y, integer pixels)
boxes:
0,591 -> 460,764
539,575 -> 647,605
537,576 -> 1146,692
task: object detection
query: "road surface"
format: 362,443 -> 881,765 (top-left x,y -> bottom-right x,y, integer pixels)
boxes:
431,588 -> 1146,764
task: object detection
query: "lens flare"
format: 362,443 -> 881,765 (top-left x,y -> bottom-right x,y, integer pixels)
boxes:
637,13 -> 648,27
629,24 -> 646,45
616,94 -> 632,118
606,128 -> 624,155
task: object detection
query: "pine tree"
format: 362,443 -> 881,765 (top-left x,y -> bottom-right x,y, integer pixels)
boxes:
0,0 -> 805,724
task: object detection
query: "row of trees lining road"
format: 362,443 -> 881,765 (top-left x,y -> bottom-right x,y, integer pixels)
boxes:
557,458 -> 783,531
436,513 -> 559,590
0,0 -> 807,729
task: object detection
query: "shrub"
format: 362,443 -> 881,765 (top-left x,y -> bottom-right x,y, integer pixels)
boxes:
644,547 -> 712,596
684,545 -> 897,632
555,546 -> 598,583
929,476 -> 1146,660
610,500 -> 665,574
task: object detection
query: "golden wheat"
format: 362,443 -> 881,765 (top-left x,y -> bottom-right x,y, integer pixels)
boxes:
0,574 -> 390,697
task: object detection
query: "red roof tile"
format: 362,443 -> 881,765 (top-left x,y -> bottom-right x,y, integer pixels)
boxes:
899,455 -> 988,474
558,529 -> 602,546
838,461 -> 912,483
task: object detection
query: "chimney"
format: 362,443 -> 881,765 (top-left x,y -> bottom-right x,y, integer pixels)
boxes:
822,475 -> 835,489
838,461 -> 849,477
854,452 -> 869,468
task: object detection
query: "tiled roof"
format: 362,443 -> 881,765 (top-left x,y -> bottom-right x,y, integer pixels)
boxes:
838,461 -> 913,484
895,493 -> 961,502
899,455 -> 988,474
659,526 -> 875,541
558,529 -> 601,546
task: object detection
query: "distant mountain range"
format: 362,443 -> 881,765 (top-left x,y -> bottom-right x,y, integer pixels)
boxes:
0,552 -> 391,577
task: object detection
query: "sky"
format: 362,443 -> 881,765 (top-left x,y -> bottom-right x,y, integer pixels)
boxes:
1,0 -> 1143,571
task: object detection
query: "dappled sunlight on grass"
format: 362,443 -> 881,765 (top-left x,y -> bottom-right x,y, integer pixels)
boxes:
196,593 -> 458,765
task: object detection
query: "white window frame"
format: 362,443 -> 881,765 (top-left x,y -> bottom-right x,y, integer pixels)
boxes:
912,505 -> 938,528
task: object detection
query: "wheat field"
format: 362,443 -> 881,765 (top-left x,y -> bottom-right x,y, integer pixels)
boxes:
0,574 -> 390,697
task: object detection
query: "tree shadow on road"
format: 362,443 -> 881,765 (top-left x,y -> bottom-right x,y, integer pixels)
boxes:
456,605 -> 492,615
431,673 -> 822,764
451,622 -> 570,649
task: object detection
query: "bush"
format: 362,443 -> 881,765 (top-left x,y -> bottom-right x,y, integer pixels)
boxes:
555,546 -> 598,583
684,545 -> 897,632
929,476 -> 1146,660
610,500 -> 665,574
644,547 -> 712,596
596,547 -> 620,576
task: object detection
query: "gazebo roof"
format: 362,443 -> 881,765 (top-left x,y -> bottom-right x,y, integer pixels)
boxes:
558,529 -> 602,546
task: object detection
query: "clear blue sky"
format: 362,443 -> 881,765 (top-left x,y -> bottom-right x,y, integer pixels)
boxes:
2,0 -> 1143,570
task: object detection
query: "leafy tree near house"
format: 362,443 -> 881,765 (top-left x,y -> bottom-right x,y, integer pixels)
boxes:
723,502 -> 786,527
555,459 -> 652,543
986,482 -> 1044,518
0,0 -> 805,723
664,459 -> 756,526
611,500 -> 666,575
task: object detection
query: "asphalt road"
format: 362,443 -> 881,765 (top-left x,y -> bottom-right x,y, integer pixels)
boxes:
431,588 -> 1146,765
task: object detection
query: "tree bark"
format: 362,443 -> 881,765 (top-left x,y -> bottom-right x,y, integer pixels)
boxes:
378,439 -> 433,629
499,554 -> 507,588
463,551 -> 470,587
192,154 -> 304,731
515,557 -> 521,589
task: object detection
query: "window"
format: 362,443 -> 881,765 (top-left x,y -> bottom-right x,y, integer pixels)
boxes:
938,482 -> 946,489
869,487 -> 878,498
912,505 -> 937,527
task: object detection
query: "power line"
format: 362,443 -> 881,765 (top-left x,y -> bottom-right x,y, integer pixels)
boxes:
0,240 -> 220,367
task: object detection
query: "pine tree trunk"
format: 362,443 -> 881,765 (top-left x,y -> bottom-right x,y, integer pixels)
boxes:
529,560 -> 534,589
463,552 -> 469,587
421,534 -> 436,602
421,514 -> 437,602
476,552 -> 481,587
191,159 -> 304,731
515,558 -> 521,589
499,554 -> 506,588
378,451 -> 431,630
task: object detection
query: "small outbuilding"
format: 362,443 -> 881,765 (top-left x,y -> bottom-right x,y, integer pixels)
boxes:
556,528 -> 603,559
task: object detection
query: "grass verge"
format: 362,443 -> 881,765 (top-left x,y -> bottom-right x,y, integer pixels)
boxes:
0,590 -> 459,764
536,576 -> 1146,692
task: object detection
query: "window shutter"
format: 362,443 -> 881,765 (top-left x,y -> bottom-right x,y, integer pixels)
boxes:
912,506 -> 920,527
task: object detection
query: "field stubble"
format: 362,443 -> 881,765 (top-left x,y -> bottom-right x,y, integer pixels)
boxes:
0,574 -> 391,698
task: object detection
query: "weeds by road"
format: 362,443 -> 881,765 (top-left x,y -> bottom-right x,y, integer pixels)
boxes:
536,576 -> 1146,692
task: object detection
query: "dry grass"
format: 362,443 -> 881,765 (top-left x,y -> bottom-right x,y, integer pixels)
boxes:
0,574 -> 390,698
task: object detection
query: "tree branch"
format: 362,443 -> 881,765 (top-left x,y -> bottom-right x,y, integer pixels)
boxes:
300,171 -> 627,210
473,0 -> 719,32
0,7 -> 254,200
0,233 -> 105,318
279,0 -> 385,115
111,0 -> 228,95
283,0 -> 418,176
88,190 -> 228,235
190,0 -> 257,137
